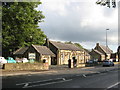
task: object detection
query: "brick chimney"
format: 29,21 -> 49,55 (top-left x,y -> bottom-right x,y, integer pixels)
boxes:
96,43 -> 99,46
45,38 -> 49,48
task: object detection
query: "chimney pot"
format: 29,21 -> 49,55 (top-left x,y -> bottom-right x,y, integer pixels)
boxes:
96,43 -> 99,46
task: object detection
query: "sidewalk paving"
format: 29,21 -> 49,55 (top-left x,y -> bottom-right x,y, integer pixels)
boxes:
1,63 -> 119,77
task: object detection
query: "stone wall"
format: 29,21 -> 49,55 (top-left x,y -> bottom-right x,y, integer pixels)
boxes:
41,55 -> 51,65
58,50 -> 87,65
3,63 -> 49,70
90,50 -> 101,61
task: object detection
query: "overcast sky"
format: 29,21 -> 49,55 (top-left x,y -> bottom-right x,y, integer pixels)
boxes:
37,0 -> 118,52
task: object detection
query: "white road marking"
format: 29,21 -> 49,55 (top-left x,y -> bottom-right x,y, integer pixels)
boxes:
16,77 -> 63,86
23,79 -> 73,88
107,82 -> 120,89
24,83 -> 29,87
27,75 -> 31,76
62,78 -> 66,81
82,74 -> 86,77
96,72 -> 100,74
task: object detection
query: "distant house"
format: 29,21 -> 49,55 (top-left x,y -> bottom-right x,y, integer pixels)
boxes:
83,49 -> 91,62
90,49 -> 105,61
44,39 -> 90,65
13,45 -> 55,65
90,43 -> 113,61
111,53 -> 118,62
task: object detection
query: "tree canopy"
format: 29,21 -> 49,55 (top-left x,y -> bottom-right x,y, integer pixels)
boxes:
96,0 -> 116,8
74,43 -> 83,49
2,2 -> 46,57
65,41 -> 83,49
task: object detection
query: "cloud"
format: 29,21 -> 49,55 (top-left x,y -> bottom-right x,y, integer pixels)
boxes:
38,0 -> 118,52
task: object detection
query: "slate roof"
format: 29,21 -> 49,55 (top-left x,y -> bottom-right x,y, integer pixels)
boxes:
32,45 -> 55,57
13,47 -> 29,55
50,41 -> 82,51
13,45 -> 55,57
99,45 -> 113,54
93,49 -> 104,55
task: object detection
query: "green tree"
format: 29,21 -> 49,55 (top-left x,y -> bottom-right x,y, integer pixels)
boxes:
2,2 -> 46,57
96,0 -> 116,8
74,43 -> 83,49
65,41 -> 72,44
65,41 -> 83,49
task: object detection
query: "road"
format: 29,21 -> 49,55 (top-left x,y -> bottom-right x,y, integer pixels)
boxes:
2,67 -> 119,89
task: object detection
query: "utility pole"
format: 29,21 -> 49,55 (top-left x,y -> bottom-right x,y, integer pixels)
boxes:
106,29 -> 109,59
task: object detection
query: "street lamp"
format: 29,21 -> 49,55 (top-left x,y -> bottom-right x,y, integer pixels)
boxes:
106,29 -> 109,59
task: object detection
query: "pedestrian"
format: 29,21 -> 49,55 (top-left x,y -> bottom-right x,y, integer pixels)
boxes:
73,57 -> 77,67
68,59 -> 71,68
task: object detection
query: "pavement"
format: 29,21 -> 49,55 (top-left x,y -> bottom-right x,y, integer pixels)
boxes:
1,65 -> 94,77
1,63 -> 120,77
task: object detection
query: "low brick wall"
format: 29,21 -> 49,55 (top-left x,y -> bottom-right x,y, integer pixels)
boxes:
3,63 -> 49,70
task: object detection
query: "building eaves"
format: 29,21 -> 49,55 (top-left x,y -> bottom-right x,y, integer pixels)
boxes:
99,45 -> 113,54
93,49 -> 104,55
50,41 -> 82,51
32,44 -> 55,57
13,47 -> 28,55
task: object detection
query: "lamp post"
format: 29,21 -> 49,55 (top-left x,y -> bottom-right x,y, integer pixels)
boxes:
106,29 -> 109,59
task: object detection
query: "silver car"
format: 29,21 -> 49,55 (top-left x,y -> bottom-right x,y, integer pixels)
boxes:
102,60 -> 114,67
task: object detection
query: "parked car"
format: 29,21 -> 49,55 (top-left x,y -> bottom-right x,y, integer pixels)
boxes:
0,56 -> 7,64
15,58 -> 29,63
6,57 -> 16,63
102,60 -> 114,67
86,60 -> 94,64
86,59 -> 98,64
15,58 -> 23,63
22,58 -> 29,63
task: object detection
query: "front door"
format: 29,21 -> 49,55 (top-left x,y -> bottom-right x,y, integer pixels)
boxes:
51,57 -> 57,65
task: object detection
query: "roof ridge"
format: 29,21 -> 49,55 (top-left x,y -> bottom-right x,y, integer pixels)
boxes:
94,49 -> 103,55
31,44 -> 40,53
32,45 -> 54,55
99,45 -> 106,53
49,41 -> 59,49
50,41 -> 81,51
99,44 -> 112,53
13,47 -> 24,54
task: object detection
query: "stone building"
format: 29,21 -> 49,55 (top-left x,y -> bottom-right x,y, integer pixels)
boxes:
83,49 -> 91,62
13,44 -> 55,65
90,49 -> 105,61
90,43 -> 113,61
44,39 -> 90,65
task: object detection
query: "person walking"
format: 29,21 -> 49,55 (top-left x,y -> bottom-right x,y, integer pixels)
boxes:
73,57 -> 77,67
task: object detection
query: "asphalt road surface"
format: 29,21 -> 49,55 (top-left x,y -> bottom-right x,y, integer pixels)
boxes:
2,69 -> 119,89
